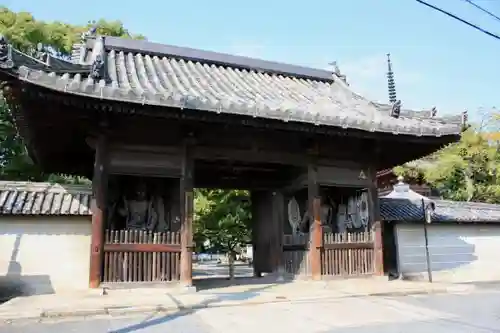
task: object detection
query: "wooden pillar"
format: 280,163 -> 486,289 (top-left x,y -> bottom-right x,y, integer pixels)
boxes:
251,190 -> 273,275
308,163 -> 322,280
271,191 -> 285,276
89,134 -> 108,288
180,142 -> 194,286
368,165 -> 383,276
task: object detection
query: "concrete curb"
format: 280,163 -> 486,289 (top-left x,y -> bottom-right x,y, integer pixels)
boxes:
0,286 -> 476,324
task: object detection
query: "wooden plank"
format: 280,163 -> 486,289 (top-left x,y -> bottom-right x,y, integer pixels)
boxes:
308,163 -> 322,280
104,243 -> 182,252
89,133 -> 108,288
323,242 -> 374,250
272,191 -> 285,274
368,164 -> 384,276
283,244 -> 308,252
180,140 -> 194,286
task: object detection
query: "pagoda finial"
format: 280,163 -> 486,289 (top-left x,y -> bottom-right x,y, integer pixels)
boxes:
387,53 -> 397,104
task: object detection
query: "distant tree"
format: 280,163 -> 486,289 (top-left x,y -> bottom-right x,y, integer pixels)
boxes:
394,127 -> 500,203
0,7 -> 143,183
194,189 -> 252,279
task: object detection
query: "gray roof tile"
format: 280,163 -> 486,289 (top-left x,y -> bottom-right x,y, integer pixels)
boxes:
380,197 -> 500,223
0,36 -> 464,137
0,181 -> 92,216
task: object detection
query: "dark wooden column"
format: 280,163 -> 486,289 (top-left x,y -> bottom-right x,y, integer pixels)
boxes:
89,134 -> 108,288
368,165 -> 383,276
271,191 -> 285,278
180,141 -> 194,286
308,163 -> 322,280
251,190 -> 273,275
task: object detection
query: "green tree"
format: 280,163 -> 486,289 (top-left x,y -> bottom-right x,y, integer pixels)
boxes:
394,128 -> 500,203
0,7 -> 143,183
194,189 -> 252,278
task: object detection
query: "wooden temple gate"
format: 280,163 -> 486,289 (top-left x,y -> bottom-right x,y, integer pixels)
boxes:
0,31 -> 463,290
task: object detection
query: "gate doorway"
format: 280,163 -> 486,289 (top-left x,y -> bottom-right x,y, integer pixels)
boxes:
191,188 -> 255,285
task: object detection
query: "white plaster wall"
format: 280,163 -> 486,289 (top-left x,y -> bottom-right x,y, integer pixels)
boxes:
396,224 -> 500,283
0,216 -> 92,296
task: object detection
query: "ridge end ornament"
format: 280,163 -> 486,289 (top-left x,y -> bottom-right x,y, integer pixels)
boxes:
0,34 -> 14,69
358,170 -> 367,180
90,54 -> 105,80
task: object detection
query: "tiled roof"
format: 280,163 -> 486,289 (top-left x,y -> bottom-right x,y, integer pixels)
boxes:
380,197 -> 500,223
0,35 -> 464,137
0,181 -> 92,216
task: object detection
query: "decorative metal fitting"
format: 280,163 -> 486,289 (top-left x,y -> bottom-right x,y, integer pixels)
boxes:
431,107 -> 437,118
390,100 -> 402,119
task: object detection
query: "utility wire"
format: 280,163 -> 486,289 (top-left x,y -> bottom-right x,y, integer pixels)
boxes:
415,0 -> 500,40
462,0 -> 500,23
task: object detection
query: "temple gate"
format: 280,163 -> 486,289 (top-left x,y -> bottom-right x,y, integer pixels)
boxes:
0,31 -> 465,288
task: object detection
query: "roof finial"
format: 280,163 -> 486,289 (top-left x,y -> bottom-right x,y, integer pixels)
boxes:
329,61 -> 348,85
387,53 -> 397,104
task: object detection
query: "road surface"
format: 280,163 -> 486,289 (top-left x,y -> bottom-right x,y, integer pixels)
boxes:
2,289 -> 500,332
193,261 -> 254,279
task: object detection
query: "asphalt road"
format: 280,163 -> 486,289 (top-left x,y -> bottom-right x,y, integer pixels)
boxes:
3,289 -> 500,332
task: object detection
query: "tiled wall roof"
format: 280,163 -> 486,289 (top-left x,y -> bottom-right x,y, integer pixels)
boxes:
0,181 -> 92,216
380,197 -> 500,223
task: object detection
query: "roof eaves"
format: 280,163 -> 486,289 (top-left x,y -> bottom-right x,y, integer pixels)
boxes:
371,102 -> 462,125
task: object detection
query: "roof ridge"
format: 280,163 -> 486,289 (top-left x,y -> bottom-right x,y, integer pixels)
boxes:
0,181 -> 92,195
100,35 -> 335,82
435,199 -> 500,209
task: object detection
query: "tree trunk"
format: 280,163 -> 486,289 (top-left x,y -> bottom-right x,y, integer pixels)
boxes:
228,251 -> 235,280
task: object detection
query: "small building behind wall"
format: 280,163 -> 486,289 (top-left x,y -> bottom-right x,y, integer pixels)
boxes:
381,188 -> 500,283
0,181 -> 92,298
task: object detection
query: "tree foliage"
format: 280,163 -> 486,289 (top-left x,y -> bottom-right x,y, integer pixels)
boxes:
394,125 -> 500,203
0,7 -> 143,183
194,189 -> 252,254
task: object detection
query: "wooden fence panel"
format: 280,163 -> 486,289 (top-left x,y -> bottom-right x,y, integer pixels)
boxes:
322,231 -> 374,277
282,234 -> 310,277
103,230 -> 181,283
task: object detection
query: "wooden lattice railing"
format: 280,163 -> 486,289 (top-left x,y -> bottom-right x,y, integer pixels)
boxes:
282,231 -> 375,278
282,234 -> 310,276
322,231 -> 374,276
103,230 -> 181,283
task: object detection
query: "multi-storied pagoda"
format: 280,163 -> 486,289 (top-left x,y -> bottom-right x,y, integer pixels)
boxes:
376,55 -> 448,198
0,31 -> 465,287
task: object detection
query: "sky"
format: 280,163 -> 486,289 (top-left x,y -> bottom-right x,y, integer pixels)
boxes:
5,0 -> 500,121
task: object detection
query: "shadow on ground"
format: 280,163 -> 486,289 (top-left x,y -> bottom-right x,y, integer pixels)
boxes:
110,276 -> 289,333
193,274 -> 287,292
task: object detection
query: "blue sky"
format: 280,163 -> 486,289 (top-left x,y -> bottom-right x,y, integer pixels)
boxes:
5,0 -> 500,120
